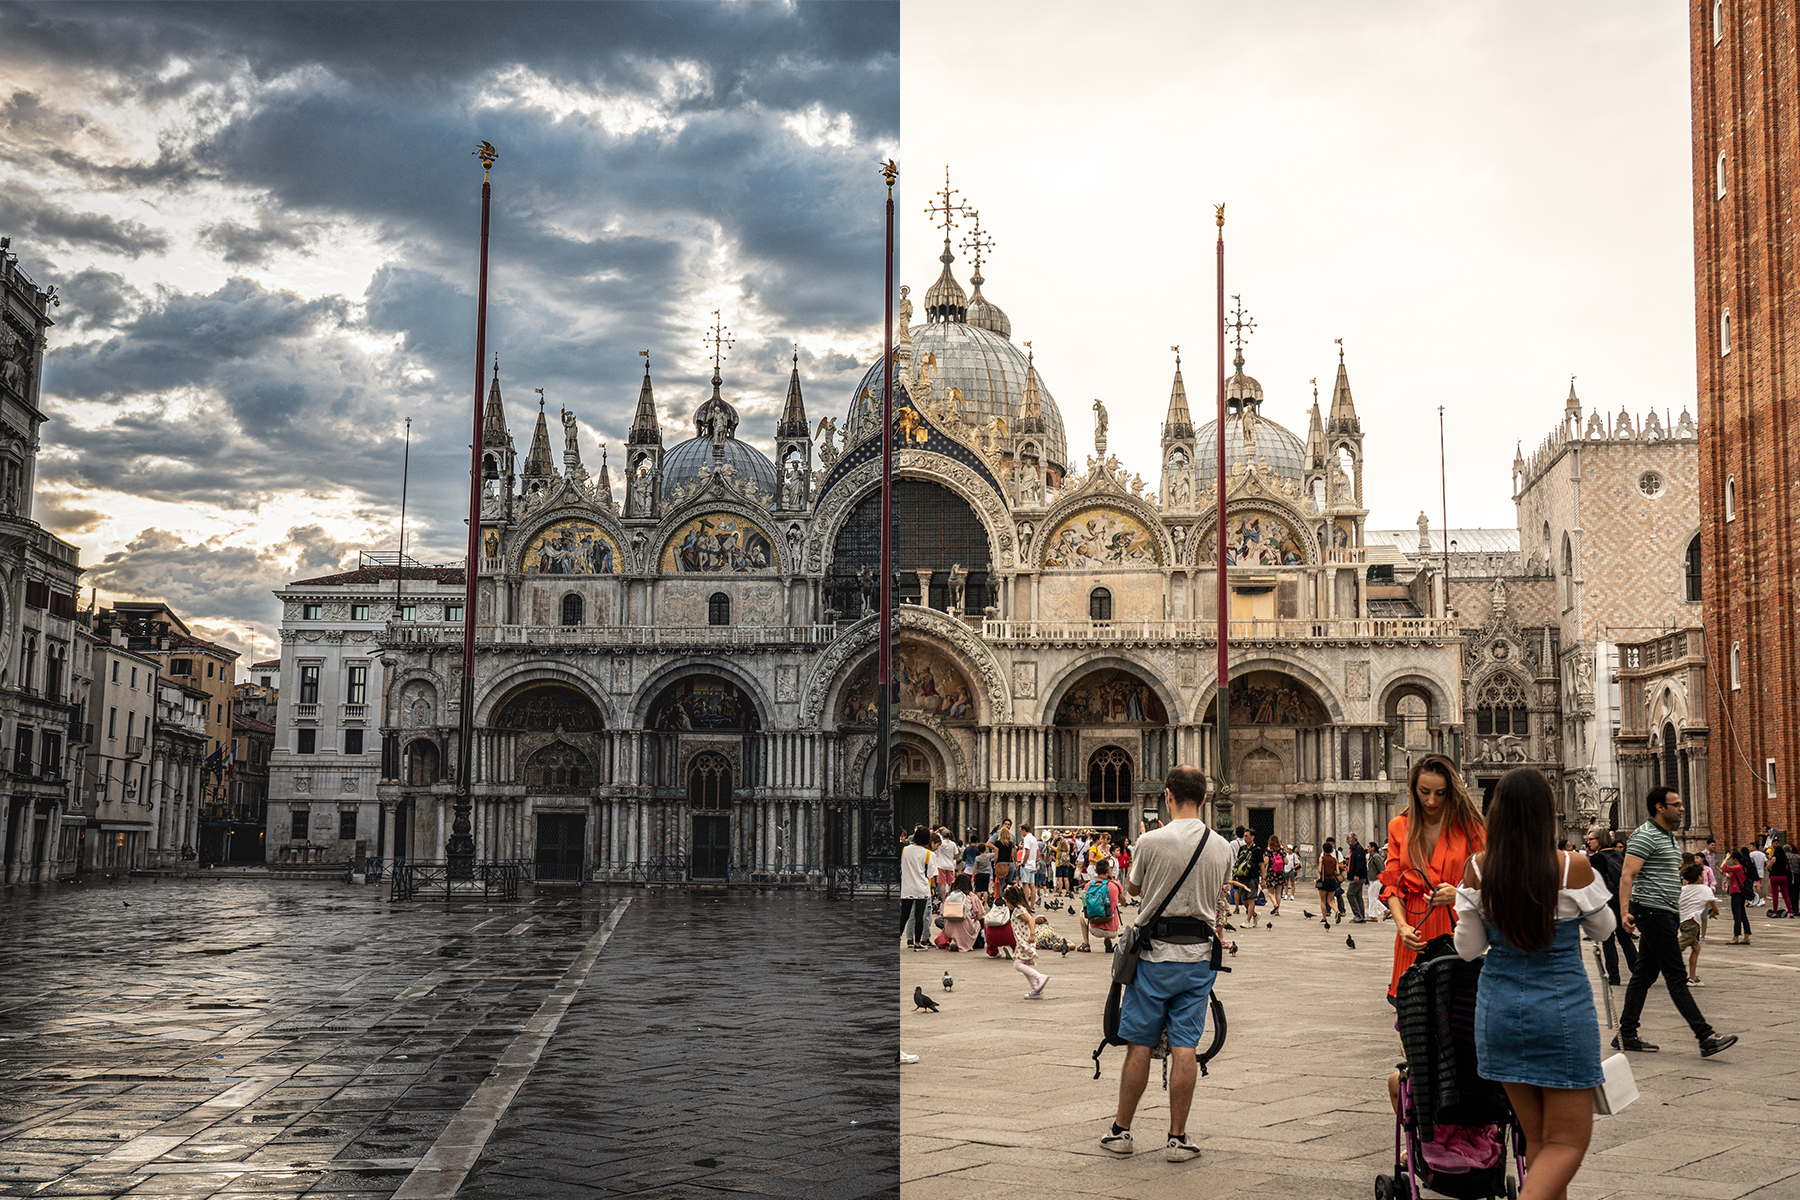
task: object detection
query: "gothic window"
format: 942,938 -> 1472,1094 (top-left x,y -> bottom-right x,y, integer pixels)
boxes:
1685,534 -> 1702,603
1660,724 -> 1678,795
1725,474 -> 1736,521
688,751 -> 731,810
1475,676 -> 1529,737
1721,307 -> 1731,356
1716,149 -> 1727,198
525,741 -> 588,792
827,480 -> 991,615
561,593 -> 583,626
1561,533 -> 1575,610
1713,0 -> 1723,43
1089,587 -> 1113,622
1730,640 -> 1741,689
708,592 -> 730,625
1088,746 -> 1132,807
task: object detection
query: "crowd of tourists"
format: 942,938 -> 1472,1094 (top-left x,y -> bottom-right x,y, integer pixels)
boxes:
901,757 -> 1756,1199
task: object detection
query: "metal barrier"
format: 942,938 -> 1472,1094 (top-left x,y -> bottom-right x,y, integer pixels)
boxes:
584,856 -> 692,885
825,862 -> 898,900
727,862 -> 823,887
389,858 -> 523,902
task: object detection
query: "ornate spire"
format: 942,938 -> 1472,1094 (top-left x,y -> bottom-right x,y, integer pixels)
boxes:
1307,378 -> 1325,468
1224,296 -> 1263,412
923,167 -> 968,323
962,209 -> 1010,338
1328,338 -> 1359,434
777,345 -> 809,437
1017,342 -> 1044,431
1163,346 -> 1194,440
596,441 -> 613,502
629,350 -> 661,446
522,388 -> 556,478
482,354 -> 509,448
1566,375 -> 1580,410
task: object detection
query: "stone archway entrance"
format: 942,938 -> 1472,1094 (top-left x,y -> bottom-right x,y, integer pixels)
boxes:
1205,669 -> 1333,849
1087,745 -> 1134,844
892,741 -> 936,836
689,751 -> 732,879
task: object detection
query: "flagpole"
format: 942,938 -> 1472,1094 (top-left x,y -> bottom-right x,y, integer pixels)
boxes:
1214,204 -> 1232,834
450,141 -> 496,881
878,159 -> 898,841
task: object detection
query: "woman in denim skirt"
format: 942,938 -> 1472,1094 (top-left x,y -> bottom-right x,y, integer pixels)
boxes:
1455,767 -> 1616,1200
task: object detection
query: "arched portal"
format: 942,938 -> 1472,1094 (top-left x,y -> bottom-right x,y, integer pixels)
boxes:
404,739 -> 440,786
892,739 -> 939,836
689,751 -> 732,879
826,479 -> 992,616
1088,746 -> 1133,847
1204,669 -> 1333,846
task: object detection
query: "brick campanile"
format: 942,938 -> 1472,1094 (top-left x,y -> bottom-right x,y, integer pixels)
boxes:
1692,0 -> 1799,846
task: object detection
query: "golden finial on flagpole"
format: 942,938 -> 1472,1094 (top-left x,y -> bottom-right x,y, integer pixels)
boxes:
1214,202 -> 1225,240
474,140 -> 498,182
881,158 -> 899,198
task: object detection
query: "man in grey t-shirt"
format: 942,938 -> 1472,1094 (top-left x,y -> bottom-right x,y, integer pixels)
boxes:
1102,765 -> 1234,1164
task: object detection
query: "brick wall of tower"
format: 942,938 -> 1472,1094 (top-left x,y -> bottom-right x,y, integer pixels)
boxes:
1692,0 -> 1800,847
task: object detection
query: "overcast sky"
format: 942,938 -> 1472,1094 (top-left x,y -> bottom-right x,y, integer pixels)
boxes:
898,1 -> 1695,540
6,0 -> 896,663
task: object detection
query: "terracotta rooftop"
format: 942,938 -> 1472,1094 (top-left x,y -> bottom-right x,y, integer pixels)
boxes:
233,714 -> 276,735
249,659 -> 280,672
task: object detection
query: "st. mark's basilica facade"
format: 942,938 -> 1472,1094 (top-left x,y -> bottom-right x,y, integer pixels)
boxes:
369,207 -> 1488,883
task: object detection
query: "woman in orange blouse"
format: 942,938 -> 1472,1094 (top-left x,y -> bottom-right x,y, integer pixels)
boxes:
1380,753 -> 1486,999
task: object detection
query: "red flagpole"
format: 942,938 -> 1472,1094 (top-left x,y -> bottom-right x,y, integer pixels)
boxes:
451,142 -> 496,878
1214,206 -> 1231,831
878,160 -> 897,823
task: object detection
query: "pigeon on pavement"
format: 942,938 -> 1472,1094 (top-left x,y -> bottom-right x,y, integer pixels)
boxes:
1346,935 -> 1356,949
1266,922 -> 1273,929
1227,942 -> 1239,956
913,987 -> 940,1013
1303,909 -> 1316,919
943,970 -> 953,991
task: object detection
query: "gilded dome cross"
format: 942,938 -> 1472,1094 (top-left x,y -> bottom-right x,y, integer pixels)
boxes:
960,208 -> 995,274
925,166 -> 967,234
1227,295 -> 1256,351
704,310 -> 735,375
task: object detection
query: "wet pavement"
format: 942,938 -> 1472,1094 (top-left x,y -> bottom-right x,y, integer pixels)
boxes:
0,878 -> 896,1199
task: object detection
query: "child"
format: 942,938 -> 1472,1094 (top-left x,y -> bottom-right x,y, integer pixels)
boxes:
1002,885 -> 1051,998
1679,862 -> 1719,983
1078,859 -> 1125,952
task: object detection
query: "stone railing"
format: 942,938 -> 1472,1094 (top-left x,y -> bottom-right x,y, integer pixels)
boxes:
980,616 -> 1459,644
383,622 -> 839,648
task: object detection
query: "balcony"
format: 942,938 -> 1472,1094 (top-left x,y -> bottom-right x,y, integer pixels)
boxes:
341,703 -> 368,723
125,735 -> 145,759
293,703 -> 320,721
384,622 -> 840,648
479,556 -> 505,575
1324,547 -> 1369,565
979,616 -> 1460,646
70,723 -> 94,745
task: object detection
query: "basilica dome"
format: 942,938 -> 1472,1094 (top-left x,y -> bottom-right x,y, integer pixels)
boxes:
662,390 -> 778,504
847,321 -> 1069,472
1195,413 -> 1308,486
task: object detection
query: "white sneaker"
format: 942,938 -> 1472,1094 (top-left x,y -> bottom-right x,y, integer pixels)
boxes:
1165,1134 -> 1200,1162
1100,1126 -> 1134,1154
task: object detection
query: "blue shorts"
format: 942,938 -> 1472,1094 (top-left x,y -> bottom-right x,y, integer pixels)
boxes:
1118,958 -> 1217,1049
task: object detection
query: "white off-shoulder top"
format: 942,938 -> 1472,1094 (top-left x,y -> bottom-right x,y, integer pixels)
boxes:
1453,851 -> 1617,960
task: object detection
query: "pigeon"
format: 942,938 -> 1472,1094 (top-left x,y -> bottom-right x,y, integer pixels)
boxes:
1266,922 -> 1273,929
1067,905 -> 1076,915
913,987 -> 940,1013
1346,934 -> 1356,949
1222,922 -> 1237,932
942,970 -> 953,992
1303,909 -> 1316,919
122,901 -> 130,907
1227,942 -> 1239,956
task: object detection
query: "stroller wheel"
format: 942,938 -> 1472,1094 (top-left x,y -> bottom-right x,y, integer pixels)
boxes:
1506,1178 -> 1518,1200
1374,1173 -> 1393,1200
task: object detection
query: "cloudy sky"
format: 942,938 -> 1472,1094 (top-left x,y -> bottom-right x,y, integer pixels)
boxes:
5,0 -> 897,662
899,1 -> 1695,541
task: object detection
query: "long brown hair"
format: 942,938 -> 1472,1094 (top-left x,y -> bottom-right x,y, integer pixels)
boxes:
1480,767 -> 1559,952
1403,753 -> 1485,873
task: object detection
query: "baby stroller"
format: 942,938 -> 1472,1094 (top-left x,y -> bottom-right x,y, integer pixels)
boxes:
1376,946 -> 1526,1200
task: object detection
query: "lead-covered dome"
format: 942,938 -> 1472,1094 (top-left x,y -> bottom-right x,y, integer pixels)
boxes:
847,322 -> 1069,472
1196,413 -> 1308,486
662,385 -> 777,504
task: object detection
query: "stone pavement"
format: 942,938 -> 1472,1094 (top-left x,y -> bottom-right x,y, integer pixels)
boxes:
0,877 -> 897,1199
899,895 -> 1800,1200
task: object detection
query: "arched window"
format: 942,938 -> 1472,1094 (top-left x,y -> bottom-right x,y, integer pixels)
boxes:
1661,724 -> 1679,794
1685,534 -> 1702,603
689,751 -> 732,810
1730,640 -> 1741,689
708,592 -> 730,626
1089,587 -> 1113,621
1721,307 -> 1731,356
1475,676 -> 1530,738
525,741 -> 589,792
1713,0 -> 1724,44
561,593 -> 583,626
1089,746 -> 1132,807
404,740 -> 440,786
1725,474 -> 1736,521
1561,533 -> 1575,610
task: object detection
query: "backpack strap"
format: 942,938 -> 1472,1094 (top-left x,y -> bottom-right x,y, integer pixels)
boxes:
1137,825 -> 1211,953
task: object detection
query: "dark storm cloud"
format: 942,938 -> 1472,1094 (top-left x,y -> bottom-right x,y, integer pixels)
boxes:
5,0 -> 894,633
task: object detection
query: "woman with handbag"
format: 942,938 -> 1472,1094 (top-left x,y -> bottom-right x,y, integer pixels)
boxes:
1264,837 -> 1286,916
1454,767 -> 1615,1200
900,828 -> 934,949
1379,753 -> 1486,999
936,873 -> 984,951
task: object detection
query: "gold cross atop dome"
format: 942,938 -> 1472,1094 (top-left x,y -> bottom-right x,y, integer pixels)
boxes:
1228,295 -> 1256,351
960,208 -> 995,274
925,166 -> 967,235
704,310 -> 735,375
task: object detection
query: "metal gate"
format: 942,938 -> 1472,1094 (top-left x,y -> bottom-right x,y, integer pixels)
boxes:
692,814 -> 730,879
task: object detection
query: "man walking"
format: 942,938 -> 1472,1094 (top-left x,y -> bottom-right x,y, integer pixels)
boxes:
1615,788 -> 1737,1057
1345,833 -> 1369,922
1020,823 -> 1040,907
1749,843 -> 1768,906
1102,765 -> 1234,1164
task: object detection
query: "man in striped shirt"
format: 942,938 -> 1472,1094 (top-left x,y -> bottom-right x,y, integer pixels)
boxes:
1615,787 -> 1737,1057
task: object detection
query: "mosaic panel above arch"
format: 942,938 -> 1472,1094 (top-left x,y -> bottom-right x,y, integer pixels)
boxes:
1197,511 -> 1310,567
660,513 -> 778,574
647,673 -> 761,732
1053,668 -> 1168,726
522,519 -> 619,576
493,682 -> 605,732
1219,671 -> 1327,726
838,642 -> 978,727
1042,506 -> 1160,568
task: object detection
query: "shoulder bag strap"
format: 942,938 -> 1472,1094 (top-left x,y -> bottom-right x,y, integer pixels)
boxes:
1142,825 -> 1211,931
